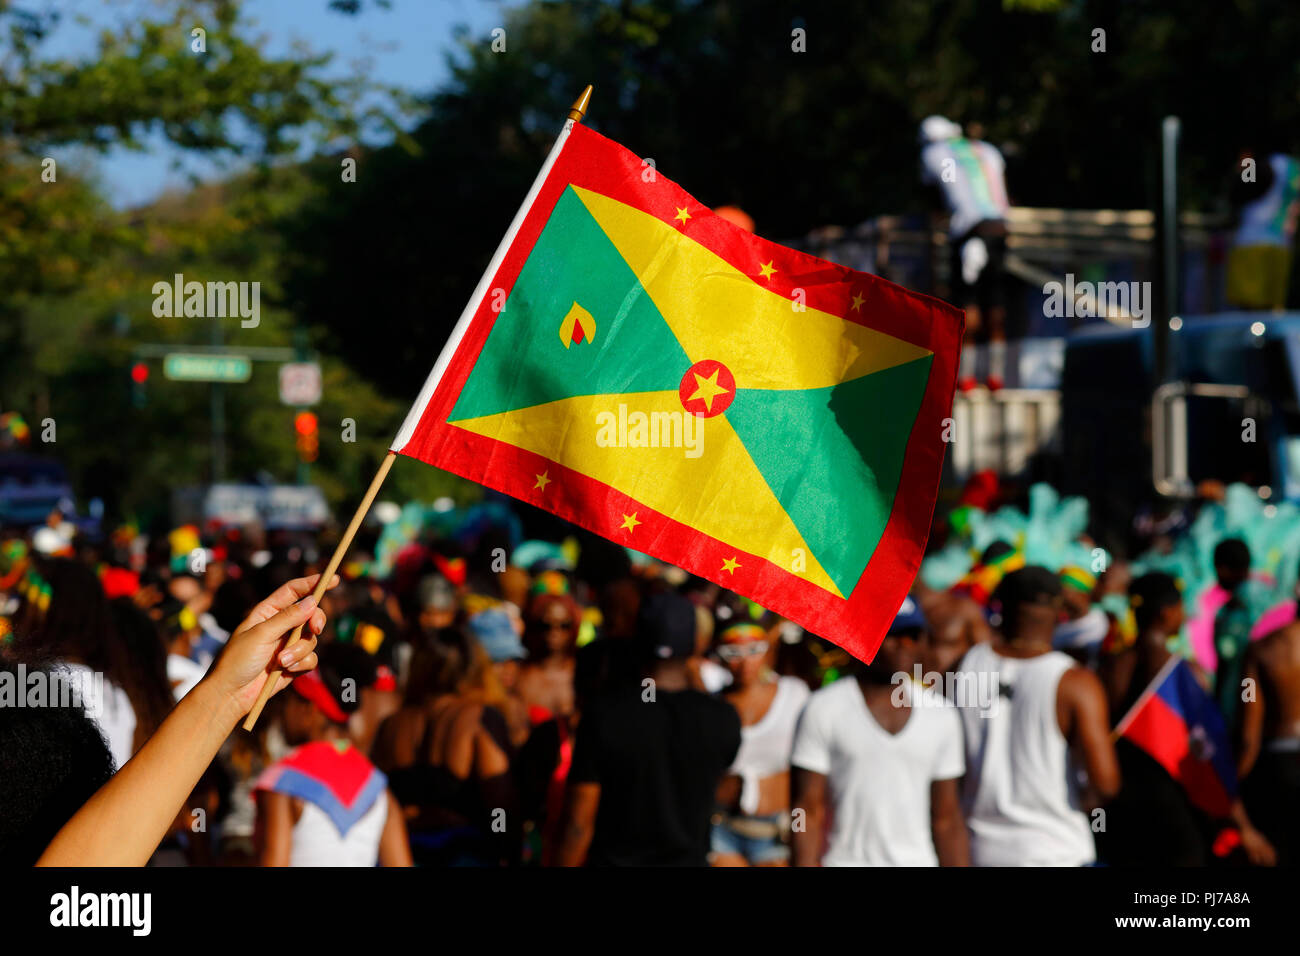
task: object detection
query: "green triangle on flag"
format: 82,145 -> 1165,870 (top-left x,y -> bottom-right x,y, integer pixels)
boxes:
450,185 -> 691,423
724,354 -> 934,595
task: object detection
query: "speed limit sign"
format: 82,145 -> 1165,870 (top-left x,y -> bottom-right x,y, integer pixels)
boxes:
279,362 -> 322,406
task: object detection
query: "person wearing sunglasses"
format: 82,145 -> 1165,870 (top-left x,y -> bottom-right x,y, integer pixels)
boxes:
710,622 -> 810,866
520,592 -> 582,720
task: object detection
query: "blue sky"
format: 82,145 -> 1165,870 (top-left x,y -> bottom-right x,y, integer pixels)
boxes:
44,0 -> 521,207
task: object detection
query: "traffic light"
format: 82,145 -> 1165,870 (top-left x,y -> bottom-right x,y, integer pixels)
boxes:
130,361 -> 149,407
294,411 -> 319,463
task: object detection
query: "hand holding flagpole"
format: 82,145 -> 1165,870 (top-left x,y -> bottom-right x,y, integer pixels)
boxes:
242,450 -> 396,730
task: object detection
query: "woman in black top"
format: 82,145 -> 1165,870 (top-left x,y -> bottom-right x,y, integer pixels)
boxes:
372,626 -> 518,865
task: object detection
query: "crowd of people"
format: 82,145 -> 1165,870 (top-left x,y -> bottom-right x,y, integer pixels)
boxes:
0,482 -> 1297,868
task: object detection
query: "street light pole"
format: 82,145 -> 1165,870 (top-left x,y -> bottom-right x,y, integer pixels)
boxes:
210,317 -> 227,483
1154,115 -> 1180,387
294,326 -> 310,486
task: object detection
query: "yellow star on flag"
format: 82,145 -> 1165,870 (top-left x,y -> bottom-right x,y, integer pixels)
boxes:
687,368 -> 730,412
674,207 -> 691,224
721,556 -> 741,574
851,293 -> 865,312
621,512 -> 641,532
758,260 -> 777,280
534,470 -> 551,491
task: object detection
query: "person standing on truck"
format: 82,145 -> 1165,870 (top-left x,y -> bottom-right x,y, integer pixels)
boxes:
1226,146 -> 1300,311
920,115 -> 1012,391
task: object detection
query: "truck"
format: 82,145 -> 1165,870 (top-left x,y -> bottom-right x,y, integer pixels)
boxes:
1062,311 -> 1300,540
792,206 -> 1300,550
0,453 -> 96,533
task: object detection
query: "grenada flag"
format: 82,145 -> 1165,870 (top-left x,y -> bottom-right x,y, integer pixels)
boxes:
392,119 -> 963,663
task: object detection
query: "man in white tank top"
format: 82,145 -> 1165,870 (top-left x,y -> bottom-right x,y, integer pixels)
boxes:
956,567 -> 1120,866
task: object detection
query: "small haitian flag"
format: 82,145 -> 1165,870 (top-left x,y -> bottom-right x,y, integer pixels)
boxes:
1113,656 -> 1237,818
392,120 -> 963,663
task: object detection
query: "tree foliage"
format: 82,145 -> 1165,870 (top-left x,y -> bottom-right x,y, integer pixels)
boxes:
283,0 -> 1300,400
0,0 -> 451,523
6,0 -> 1300,523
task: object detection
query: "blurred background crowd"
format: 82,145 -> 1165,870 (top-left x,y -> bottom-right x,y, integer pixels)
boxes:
1,468 -> 1297,866
5,0 -> 1300,867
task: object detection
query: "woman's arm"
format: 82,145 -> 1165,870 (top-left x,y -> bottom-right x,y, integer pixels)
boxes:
377,790 -> 414,867
1229,798 -> 1277,866
790,767 -> 828,867
929,777 -> 970,866
257,791 -> 297,867
1236,649 -> 1265,780
37,574 -> 336,867
555,782 -> 600,866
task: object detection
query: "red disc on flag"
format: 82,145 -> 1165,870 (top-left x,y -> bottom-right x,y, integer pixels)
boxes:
679,360 -> 735,417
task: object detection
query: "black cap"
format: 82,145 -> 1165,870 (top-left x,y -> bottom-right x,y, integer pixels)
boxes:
635,591 -> 697,660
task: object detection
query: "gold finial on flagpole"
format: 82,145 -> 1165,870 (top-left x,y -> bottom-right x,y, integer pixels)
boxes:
567,85 -> 593,123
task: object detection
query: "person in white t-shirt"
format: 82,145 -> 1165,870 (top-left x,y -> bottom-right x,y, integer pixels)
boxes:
791,597 -> 969,866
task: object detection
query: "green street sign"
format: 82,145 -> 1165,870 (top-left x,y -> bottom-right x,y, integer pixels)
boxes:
163,353 -> 252,383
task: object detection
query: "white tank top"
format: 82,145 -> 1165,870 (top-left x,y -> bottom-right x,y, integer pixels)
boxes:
727,676 -> 811,815
289,792 -> 388,867
956,642 -> 1096,866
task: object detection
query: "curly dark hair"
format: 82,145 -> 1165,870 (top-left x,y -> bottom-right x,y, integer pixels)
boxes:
0,662 -> 115,865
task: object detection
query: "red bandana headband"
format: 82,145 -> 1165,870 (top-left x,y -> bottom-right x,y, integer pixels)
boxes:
292,669 -> 348,724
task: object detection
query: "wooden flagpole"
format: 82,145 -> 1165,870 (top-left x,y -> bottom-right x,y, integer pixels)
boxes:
1107,653 -> 1179,743
242,450 -> 396,730
242,85 -> 594,732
